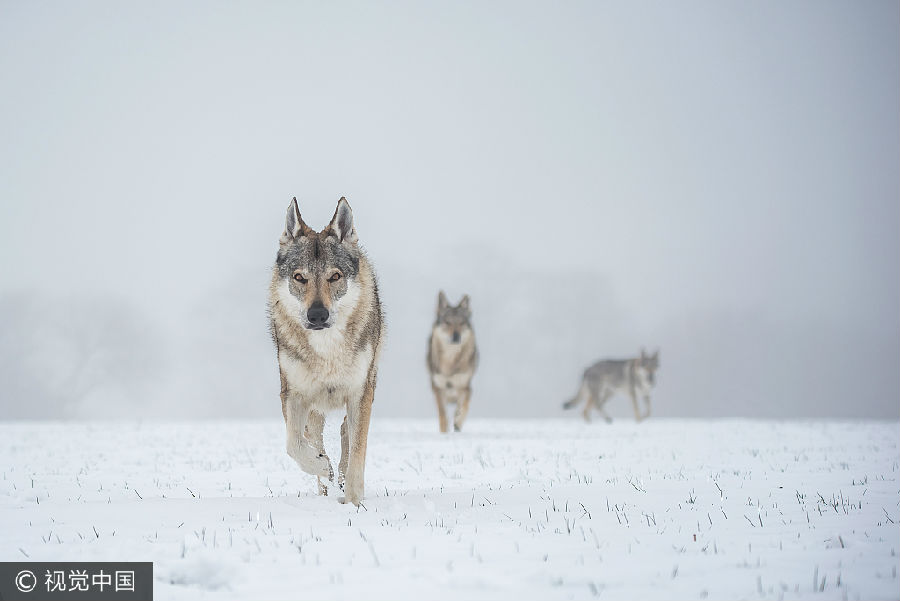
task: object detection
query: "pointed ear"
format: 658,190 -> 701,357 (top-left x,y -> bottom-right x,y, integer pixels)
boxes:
437,290 -> 448,313
327,197 -> 358,244
280,197 -> 309,245
641,348 -> 647,360
653,349 -> 659,360
458,295 -> 470,311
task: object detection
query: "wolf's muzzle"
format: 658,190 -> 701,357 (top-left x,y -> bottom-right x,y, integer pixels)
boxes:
307,301 -> 330,330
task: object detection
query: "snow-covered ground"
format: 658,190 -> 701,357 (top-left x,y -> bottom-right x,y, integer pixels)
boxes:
0,418 -> 897,600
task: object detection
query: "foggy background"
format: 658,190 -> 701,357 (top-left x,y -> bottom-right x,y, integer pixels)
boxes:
1,1 -> 897,420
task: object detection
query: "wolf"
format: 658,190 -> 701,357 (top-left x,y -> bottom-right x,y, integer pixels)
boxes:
427,291 -> 479,432
268,197 -> 383,505
563,349 -> 660,423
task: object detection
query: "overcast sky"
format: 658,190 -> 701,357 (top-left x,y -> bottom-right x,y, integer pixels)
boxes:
1,1 -> 897,420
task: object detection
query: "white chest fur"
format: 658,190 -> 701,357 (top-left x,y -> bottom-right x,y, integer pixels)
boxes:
432,329 -> 474,370
276,279 -> 372,409
632,368 -> 652,394
280,342 -> 372,410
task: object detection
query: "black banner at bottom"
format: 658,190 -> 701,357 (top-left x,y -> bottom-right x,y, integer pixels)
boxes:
0,563 -> 152,601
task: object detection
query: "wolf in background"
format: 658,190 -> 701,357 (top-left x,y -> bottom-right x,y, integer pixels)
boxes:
268,197 -> 383,505
427,292 -> 479,432
563,349 -> 660,423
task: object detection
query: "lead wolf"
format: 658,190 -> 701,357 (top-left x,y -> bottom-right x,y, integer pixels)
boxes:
268,197 -> 384,505
563,349 -> 660,423
427,292 -> 479,432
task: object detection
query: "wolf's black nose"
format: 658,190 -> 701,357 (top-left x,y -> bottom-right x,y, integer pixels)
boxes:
451,331 -> 461,343
307,301 -> 329,326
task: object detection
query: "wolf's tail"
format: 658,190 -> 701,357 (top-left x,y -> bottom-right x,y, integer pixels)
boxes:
563,380 -> 588,410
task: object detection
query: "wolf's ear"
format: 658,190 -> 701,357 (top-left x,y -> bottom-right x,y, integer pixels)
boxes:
280,197 -> 309,245
458,295 -> 470,311
641,348 -> 647,360
327,197 -> 358,244
437,290 -> 448,313
653,349 -> 659,360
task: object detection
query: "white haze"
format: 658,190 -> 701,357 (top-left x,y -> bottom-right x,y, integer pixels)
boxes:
0,1 -> 897,420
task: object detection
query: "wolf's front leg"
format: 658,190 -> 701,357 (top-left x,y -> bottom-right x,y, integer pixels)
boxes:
453,387 -> 471,432
342,378 -> 375,506
305,409 -> 334,495
642,395 -> 652,420
432,383 -> 449,433
284,397 -> 332,479
629,388 -> 645,422
338,414 -> 349,491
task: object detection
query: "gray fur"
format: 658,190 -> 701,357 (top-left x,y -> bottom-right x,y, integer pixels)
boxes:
268,196 -> 383,506
276,235 -> 360,281
427,292 -> 479,432
563,349 -> 660,422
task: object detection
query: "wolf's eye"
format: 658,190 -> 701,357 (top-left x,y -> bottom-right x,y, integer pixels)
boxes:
328,273 -> 342,282
293,273 -> 307,284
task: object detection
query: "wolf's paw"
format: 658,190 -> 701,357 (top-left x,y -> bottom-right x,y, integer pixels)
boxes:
305,453 -> 333,479
341,481 -> 363,506
292,445 -> 333,479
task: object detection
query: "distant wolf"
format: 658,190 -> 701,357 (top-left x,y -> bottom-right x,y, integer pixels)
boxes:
427,291 -> 479,432
268,197 -> 384,505
563,349 -> 660,423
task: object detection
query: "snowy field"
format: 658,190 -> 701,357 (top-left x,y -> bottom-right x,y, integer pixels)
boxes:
1,418 -> 897,601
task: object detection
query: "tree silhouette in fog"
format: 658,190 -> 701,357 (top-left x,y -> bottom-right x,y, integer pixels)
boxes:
0,293 -> 164,419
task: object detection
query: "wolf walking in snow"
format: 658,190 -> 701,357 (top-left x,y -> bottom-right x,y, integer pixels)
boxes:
268,197 -> 384,505
563,349 -> 660,423
427,292 -> 479,432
